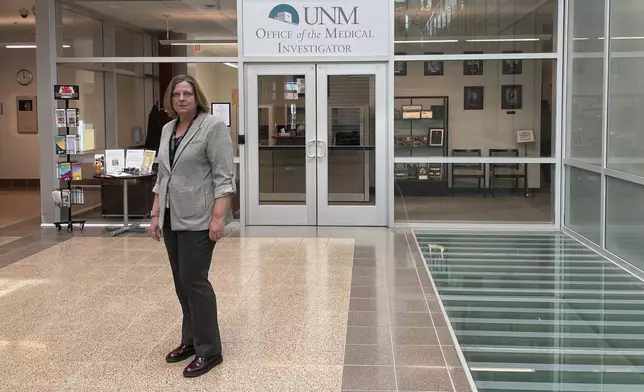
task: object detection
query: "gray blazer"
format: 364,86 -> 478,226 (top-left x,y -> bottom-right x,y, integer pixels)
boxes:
153,112 -> 236,231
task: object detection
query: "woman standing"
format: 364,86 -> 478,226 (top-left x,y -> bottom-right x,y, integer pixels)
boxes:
148,74 -> 235,378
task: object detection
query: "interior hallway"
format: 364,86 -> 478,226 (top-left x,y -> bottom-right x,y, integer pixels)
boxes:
0,221 -> 470,392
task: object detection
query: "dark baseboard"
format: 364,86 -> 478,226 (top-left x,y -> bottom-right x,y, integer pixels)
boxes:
0,179 -> 40,188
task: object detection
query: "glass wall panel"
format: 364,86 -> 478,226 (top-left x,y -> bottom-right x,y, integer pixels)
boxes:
57,66 -> 106,151
395,162 -> 554,223
565,166 -> 602,244
607,0 -> 644,177
59,9 -> 103,57
566,0 -> 605,164
116,74 -> 147,149
606,176 -> 644,268
394,0 -> 557,54
62,0 -> 238,57
394,60 -> 556,158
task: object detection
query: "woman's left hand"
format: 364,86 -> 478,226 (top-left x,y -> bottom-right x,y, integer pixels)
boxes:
209,216 -> 225,242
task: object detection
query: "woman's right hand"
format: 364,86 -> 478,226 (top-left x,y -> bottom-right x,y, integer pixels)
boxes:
149,216 -> 161,241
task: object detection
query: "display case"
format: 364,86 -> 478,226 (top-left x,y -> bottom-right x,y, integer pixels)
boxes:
394,96 -> 449,196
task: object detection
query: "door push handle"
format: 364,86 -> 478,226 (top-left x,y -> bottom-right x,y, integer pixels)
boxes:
306,139 -> 316,158
317,140 -> 327,158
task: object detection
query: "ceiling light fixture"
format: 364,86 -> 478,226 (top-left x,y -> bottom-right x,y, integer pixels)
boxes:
394,39 -> 459,44
466,38 -> 540,42
5,44 -> 71,49
160,39 -> 237,46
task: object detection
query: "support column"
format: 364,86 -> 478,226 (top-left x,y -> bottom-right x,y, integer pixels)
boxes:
103,22 -> 118,148
36,0 -> 61,225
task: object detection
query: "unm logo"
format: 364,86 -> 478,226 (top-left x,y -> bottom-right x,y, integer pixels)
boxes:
268,4 -> 300,25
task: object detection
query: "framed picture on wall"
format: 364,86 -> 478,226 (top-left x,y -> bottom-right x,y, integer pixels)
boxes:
502,51 -> 523,75
501,85 -> 523,110
463,51 -> 483,75
424,52 -> 444,76
394,52 -> 407,76
429,129 -> 444,146
464,86 -> 484,110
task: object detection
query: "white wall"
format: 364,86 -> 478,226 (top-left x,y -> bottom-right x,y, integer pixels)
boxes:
0,49 -> 40,179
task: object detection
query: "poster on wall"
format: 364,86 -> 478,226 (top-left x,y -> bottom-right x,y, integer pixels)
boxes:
211,102 -> 231,127
241,0 -> 390,57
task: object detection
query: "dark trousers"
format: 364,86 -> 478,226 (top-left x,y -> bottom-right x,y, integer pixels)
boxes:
163,209 -> 222,357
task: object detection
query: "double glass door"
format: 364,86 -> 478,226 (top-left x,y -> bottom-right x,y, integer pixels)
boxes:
246,63 -> 387,226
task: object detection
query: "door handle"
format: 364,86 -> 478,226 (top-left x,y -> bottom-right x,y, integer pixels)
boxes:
317,140 -> 327,158
306,139 -> 316,158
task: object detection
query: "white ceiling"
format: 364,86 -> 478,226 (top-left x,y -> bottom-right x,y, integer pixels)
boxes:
0,0 -> 36,42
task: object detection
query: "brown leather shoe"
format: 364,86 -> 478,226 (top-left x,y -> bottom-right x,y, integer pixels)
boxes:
165,344 -> 195,363
182,354 -> 223,378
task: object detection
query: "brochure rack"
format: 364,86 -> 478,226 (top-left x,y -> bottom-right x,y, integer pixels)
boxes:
53,85 -> 86,232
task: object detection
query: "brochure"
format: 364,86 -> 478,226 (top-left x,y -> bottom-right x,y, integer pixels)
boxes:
54,136 -> 66,154
141,150 -> 156,174
125,149 -> 144,171
105,149 -> 125,175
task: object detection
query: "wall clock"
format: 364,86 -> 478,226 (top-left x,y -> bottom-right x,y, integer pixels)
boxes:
16,69 -> 33,86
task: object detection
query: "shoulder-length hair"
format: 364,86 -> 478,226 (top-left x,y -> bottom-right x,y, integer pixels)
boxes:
163,74 -> 210,118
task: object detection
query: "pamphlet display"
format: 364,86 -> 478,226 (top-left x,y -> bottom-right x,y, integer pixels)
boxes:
52,84 -> 85,232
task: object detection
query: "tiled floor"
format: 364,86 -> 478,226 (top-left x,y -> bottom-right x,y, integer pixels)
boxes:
415,231 -> 644,392
0,222 -> 470,392
0,189 -> 41,228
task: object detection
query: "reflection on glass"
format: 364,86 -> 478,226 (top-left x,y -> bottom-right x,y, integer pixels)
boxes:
606,177 -> 644,267
393,0 -> 557,54
257,75 -> 306,205
327,75 -> 376,206
608,0 -> 644,176
395,163 -> 554,223
59,9 -> 103,57
567,0 -> 605,164
565,167 -> 601,245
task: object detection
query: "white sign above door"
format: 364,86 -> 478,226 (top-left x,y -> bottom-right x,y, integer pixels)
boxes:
241,0 -> 390,58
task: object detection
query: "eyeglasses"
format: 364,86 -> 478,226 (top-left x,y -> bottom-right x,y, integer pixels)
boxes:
172,91 -> 194,99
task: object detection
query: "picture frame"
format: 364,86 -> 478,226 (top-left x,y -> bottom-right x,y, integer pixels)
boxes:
429,129 -> 444,146
515,129 -> 535,143
502,51 -> 523,75
424,52 -> 444,76
211,102 -> 231,127
464,86 -> 484,110
463,52 -> 483,75
394,52 -> 407,76
501,85 -> 523,110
